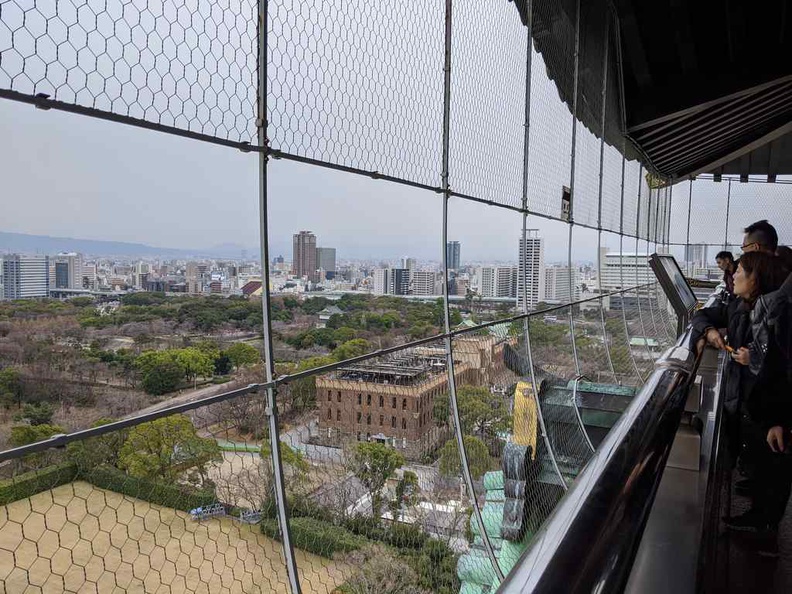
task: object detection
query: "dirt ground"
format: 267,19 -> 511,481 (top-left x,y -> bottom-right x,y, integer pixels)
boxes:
0,481 -> 349,593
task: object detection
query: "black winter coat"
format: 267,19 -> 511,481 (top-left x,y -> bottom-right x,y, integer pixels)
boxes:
691,296 -> 792,432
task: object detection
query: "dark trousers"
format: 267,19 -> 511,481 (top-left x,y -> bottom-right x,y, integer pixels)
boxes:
739,412 -> 792,527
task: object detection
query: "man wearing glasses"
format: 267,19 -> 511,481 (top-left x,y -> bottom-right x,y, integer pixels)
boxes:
742,220 -> 779,254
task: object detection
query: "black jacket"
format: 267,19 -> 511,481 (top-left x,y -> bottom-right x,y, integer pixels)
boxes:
750,272 -> 792,383
690,297 -> 792,431
691,299 -> 755,417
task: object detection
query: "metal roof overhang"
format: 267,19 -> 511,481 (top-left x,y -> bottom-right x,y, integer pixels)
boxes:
511,0 -> 792,181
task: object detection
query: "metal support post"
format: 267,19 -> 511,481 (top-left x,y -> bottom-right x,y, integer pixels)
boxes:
567,0 -> 582,376
724,178 -> 732,249
256,2 -> 301,592
685,179 -> 693,276
634,168 -> 654,363
596,19 -> 615,379
439,0 -> 503,577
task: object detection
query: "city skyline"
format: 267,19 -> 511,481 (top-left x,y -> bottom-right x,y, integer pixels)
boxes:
2,101 -> 630,264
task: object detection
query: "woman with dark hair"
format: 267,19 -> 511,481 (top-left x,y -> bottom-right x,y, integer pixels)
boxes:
692,251 -> 790,547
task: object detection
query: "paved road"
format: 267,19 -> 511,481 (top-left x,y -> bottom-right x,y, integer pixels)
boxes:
122,381 -> 243,420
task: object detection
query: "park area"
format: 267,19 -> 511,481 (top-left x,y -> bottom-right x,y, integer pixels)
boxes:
0,481 -> 349,593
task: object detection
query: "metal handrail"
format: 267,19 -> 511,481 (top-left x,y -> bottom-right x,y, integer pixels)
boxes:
498,327 -> 702,594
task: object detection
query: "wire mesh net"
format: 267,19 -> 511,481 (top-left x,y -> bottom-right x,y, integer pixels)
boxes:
449,0 -> 528,208
266,0 -> 444,187
0,392 -> 314,593
273,339 -> 469,594
0,0 -> 258,145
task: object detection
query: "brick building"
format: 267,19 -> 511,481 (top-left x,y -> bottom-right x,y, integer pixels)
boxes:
316,350 -> 478,459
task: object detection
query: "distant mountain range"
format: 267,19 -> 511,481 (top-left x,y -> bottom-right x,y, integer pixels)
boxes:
0,231 -> 257,260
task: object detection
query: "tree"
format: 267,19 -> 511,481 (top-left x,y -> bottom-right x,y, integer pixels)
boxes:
344,546 -> 427,594
118,415 -> 221,483
9,424 -> 65,447
332,339 -> 370,361
224,343 -> 260,369
175,348 -> 214,387
432,386 -> 511,452
0,367 -> 23,407
389,470 -> 419,520
13,402 -> 54,426
348,442 -> 405,519
438,436 -> 491,480
140,356 -> 185,395
67,418 -> 127,470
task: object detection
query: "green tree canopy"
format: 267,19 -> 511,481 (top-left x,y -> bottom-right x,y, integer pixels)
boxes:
224,343 -> 260,369
13,402 -> 54,426
0,367 -> 23,407
438,436 -> 491,480
118,415 -> 221,483
67,418 -> 127,471
332,339 -> 370,361
9,423 -> 65,447
347,442 -> 405,519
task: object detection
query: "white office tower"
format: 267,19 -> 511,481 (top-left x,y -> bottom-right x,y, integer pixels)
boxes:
411,270 -> 441,296
476,266 -> 517,298
52,252 -> 83,289
401,257 -> 416,271
517,231 -> 545,311
2,254 -> 50,299
81,263 -> 97,290
599,251 -> 652,292
544,265 -> 581,302
373,269 -> 390,295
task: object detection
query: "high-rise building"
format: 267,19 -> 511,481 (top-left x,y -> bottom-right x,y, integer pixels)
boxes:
293,231 -> 318,281
599,251 -> 652,292
446,241 -> 461,271
477,266 -> 518,298
544,265 -> 581,302
373,269 -> 390,295
411,271 -> 441,296
390,268 -> 411,295
685,244 -> 708,269
401,257 -> 416,271
517,230 -> 545,310
81,263 -> 97,290
2,254 -> 49,300
316,247 -> 337,276
51,252 -> 83,289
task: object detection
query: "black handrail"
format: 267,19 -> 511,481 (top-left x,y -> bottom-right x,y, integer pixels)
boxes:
498,328 -> 702,593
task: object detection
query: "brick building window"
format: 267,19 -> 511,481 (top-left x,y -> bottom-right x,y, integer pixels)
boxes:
366,414 -> 371,425
357,412 -> 361,423
337,392 -> 341,402
392,397 -> 396,408
402,398 -> 407,410
327,409 -> 332,420
379,395 -> 384,408
336,410 -> 340,421
402,418 -> 407,430
379,415 -> 384,426
367,395 -> 371,406
391,416 -> 396,428
358,394 -> 362,405
327,391 -> 331,401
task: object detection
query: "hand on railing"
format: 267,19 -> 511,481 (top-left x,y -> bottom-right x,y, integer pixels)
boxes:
696,328 -> 726,355
767,426 -> 786,453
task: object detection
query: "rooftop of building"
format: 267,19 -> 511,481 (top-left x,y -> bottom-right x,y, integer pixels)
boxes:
325,350 -> 448,387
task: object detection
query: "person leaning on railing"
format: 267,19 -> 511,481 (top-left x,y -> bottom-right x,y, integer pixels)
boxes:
691,251 -> 790,550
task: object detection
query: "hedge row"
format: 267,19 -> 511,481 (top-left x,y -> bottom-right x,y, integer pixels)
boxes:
261,496 -> 429,551
81,466 -> 216,512
260,517 -> 364,558
0,463 -> 79,506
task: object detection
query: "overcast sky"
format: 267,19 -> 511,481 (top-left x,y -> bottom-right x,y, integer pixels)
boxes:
3,0 -> 780,267
0,98 -> 621,264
